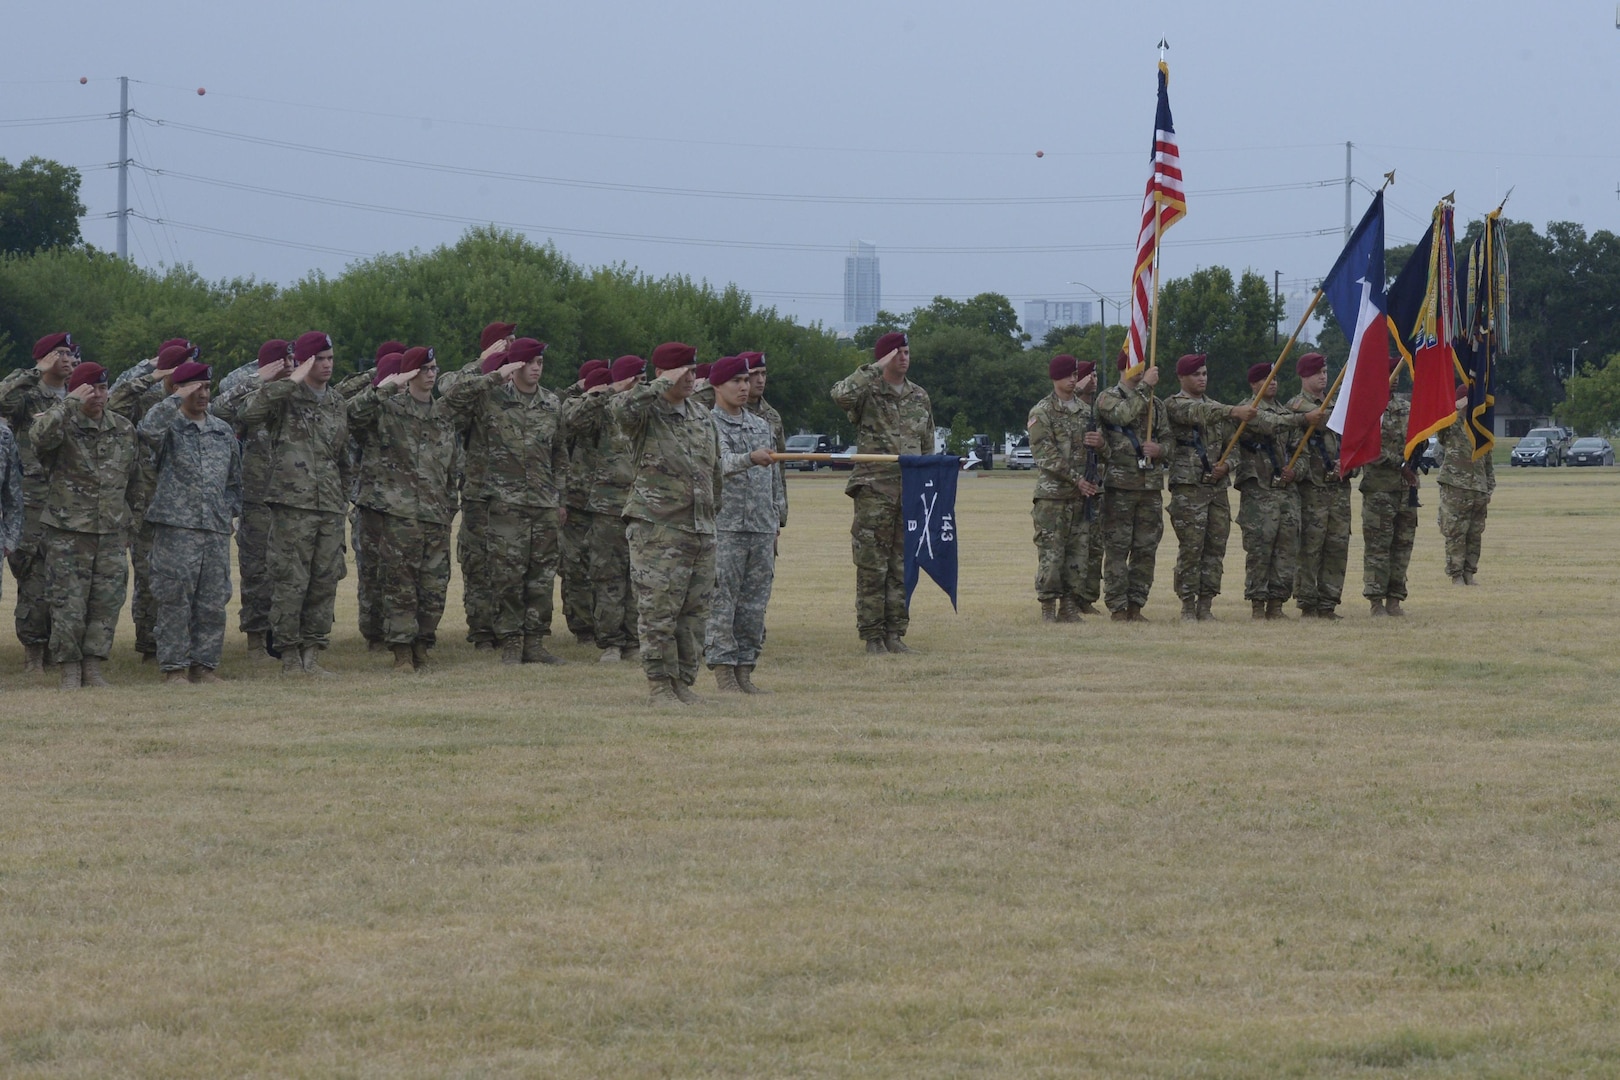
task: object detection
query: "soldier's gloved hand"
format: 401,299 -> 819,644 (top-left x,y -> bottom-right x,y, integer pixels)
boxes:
748,449 -> 774,467
1230,404 -> 1258,423
1082,430 -> 1105,449
1328,466 -> 1343,482
1141,440 -> 1162,461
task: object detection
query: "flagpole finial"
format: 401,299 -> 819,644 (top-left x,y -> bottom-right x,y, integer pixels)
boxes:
1380,170 -> 1396,191
1495,185 -> 1515,214
1157,38 -> 1169,58
1442,191 -> 1455,204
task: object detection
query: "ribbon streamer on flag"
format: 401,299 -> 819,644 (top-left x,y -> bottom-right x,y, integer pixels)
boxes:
900,455 -> 959,610
1123,59 -> 1186,381
1458,208 -> 1509,459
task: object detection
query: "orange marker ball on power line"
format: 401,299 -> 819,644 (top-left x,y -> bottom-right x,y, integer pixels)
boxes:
80,76 -> 88,84
197,87 -> 207,96
1035,150 -> 1045,158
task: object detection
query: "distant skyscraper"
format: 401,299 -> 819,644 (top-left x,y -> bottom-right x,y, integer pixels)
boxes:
844,241 -> 880,328
1022,299 -> 1096,343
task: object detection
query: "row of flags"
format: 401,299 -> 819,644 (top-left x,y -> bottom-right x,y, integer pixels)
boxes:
1127,58 -> 1506,471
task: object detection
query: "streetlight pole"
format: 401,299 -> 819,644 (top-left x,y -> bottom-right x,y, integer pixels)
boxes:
1570,340 -> 1587,379
1068,280 -> 1127,392
1273,270 -> 1282,347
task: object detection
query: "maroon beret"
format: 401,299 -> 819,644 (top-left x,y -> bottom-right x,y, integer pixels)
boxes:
67,362 -> 107,390
610,355 -> 646,382
709,355 -> 748,386
157,343 -> 196,371
1247,362 -> 1273,384
1175,353 -> 1208,377
1296,352 -> 1326,378
694,363 -> 713,380
873,331 -> 908,360
583,368 -> 612,391
399,346 -> 435,375
507,338 -> 546,366
479,351 -> 509,376
33,332 -> 75,361
580,359 -> 608,378
1049,354 -> 1079,381
1116,346 -> 1132,371
171,361 -> 211,386
1074,360 -> 1096,380
375,340 -> 407,361
293,331 -> 332,363
258,339 -> 292,367
652,342 -> 696,371
480,322 -> 517,351
737,351 -> 765,370
375,353 -> 405,386
160,337 -> 192,353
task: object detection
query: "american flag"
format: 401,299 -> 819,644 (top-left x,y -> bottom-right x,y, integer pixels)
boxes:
1124,61 -> 1186,379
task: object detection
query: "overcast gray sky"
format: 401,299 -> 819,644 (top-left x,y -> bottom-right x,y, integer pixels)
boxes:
4,0 -> 1616,331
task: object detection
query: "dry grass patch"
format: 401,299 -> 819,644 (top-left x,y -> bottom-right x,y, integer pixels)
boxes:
2,467 -> 1620,1076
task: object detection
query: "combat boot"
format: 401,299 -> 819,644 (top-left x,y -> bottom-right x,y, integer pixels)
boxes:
1317,607 -> 1343,622
1078,601 -> 1101,615
1110,609 -> 1131,622
188,666 -> 221,684
246,632 -> 273,663
735,665 -> 772,695
81,658 -> 110,688
713,665 -> 742,693
24,644 -> 44,674
865,638 -> 888,655
392,644 -> 416,673
499,640 -> 523,666
1451,574 -> 1467,586
620,645 -> 641,662
1180,597 -> 1198,622
1252,599 -> 1267,620
163,669 -> 190,685
1265,599 -> 1289,620
367,639 -> 385,653
281,651 -> 303,676
672,679 -> 705,705
1369,599 -> 1387,617
1057,598 -> 1082,623
573,631 -> 595,647
598,645 -> 621,662
884,635 -> 913,654
1126,605 -> 1150,623
1195,597 -> 1215,622
1040,599 -> 1058,622
1464,571 -> 1477,585
522,637 -> 566,665
474,640 -> 496,652
648,675 -> 682,704
58,662 -> 82,691
299,646 -> 337,678
411,641 -> 432,670
1384,599 -> 1406,617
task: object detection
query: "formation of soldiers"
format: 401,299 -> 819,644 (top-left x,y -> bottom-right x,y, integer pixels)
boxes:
1027,348 -> 1497,623
0,326 -> 788,702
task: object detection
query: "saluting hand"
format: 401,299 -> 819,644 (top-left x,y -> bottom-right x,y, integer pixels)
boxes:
288,356 -> 315,385
378,370 -> 415,390
68,382 -> 97,404
175,380 -> 209,403
495,360 -> 526,384
874,348 -> 899,372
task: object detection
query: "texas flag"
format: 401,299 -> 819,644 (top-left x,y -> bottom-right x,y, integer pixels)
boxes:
1322,191 -> 1389,474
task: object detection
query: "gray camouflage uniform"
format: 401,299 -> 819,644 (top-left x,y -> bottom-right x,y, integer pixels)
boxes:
705,406 -> 786,668
108,370 -> 171,658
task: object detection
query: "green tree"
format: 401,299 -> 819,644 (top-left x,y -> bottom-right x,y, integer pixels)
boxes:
945,410 -> 972,456
1555,353 -> 1620,435
1155,267 -> 1282,402
0,157 -> 85,255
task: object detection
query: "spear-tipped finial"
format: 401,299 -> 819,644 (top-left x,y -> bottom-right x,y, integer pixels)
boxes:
1495,185 -> 1515,213
1380,170 -> 1396,190
1442,191 -> 1455,204
1157,38 -> 1169,58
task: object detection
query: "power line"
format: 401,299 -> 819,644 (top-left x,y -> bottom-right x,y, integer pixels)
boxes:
128,212 -> 372,258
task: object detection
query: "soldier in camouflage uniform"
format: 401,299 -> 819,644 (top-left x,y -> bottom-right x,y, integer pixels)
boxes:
442,338 -> 569,666
689,364 -> 715,409
1027,355 -> 1107,623
0,332 -> 76,670
33,363 -> 137,690
1096,351 -> 1167,621
110,337 -> 190,391
0,416 -> 24,673
348,347 -> 457,671
559,360 -> 609,644
333,341 -> 406,650
1232,362 -> 1318,619
213,339 -> 292,660
572,354 -> 646,662
1361,363 -> 1419,615
1436,391 -> 1494,585
615,342 -> 724,704
109,340 -> 199,661
239,331 -> 351,676
139,362 -> 242,682
1163,354 -> 1257,621
1075,373 -> 1107,613
830,331 -> 935,653
443,324 -> 515,649
1288,352 -> 1353,619
703,355 -> 786,693
741,351 -> 788,522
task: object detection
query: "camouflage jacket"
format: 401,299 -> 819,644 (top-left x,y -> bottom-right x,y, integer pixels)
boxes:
1095,380 -> 1167,492
1437,417 -> 1496,494
561,390 -> 601,511
746,396 -> 789,526
830,363 -> 934,501
31,398 -> 137,535
111,356 -> 157,391
712,405 -> 787,534
690,384 -> 716,409
441,372 -> 568,509
348,385 -> 459,524
0,367 -> 67,503
107,371 -> 169,511
1164,392 -> 1239,489
211,371 -> 278,506
0,422 -> 23,555
612,375 -> 723,534
570,390 -> 638,516
138,396 -> 243,533
1028,392 -> 1107,501
1233,396 -> 1308,488
1287,391 -> 1346,486
434,357 -> 484,397
1360,394 -> 1412,494
237,378 -> 352,513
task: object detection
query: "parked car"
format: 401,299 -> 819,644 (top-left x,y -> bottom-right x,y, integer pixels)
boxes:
1006,434 -> 1035,470
1566,437 -> 1616,467
1510,437 -> 1555,467
1522,426 -> 1570,466
782,433 -> 834,469
829,444 -> 859,470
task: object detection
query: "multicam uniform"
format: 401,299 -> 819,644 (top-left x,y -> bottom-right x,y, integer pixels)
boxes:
1077,390 -> 1106,609
212,364 -> 277,643
441,357 -> 496,646
1359,394 -> 1418,604
107,371 -> 170,658
1096,380 -> 1168,615
1233,396 -> 1306,608
1026,390 -> 1106,607
0,424 -> 21,591
0,368 -> 65,650
829,364 -> 934,643
1436,417 -> 1494,580
572,389 -> 640,655
1288,390 -> 1352,615
705,406 -> 786,669
1164,391 -> 1240,610
332,370 -> 381,644
558,385 -> 597,642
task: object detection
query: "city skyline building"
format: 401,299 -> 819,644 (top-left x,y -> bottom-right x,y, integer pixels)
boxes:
1022,299 -> 1096,343
843,241 -> 881,329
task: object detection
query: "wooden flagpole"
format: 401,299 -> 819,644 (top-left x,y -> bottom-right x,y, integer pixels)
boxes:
771,453 -> 902,463
1214,289 -> 1324,467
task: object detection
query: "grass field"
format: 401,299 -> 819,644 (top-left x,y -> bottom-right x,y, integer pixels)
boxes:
3,465 -> 1619,1077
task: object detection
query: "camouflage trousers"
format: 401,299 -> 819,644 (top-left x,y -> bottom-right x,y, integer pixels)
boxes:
487,504 -> 560,646
588,511 -> 639,650
236,501 -> 272,635
1082,508 -> 1103,605
1031,497 -> 1091,602
1295,481 -> 1351,613
850,487 -> 907,641
1438,485 -> 1489,578
1361,489 -> 1417,601
1236,479 -> 1299,602
129,516 -> 156,657
627,519 -> 715,686
705,529 -> 775,667
560,506 -> 595,638
1101,488 -> 1163,613
362,508 -> 450,647
266,505 -> 347,651
1168,483 -> 1230,601
457,501 -> 493,646
7,502 -> 50,646
150,524 -> 231,673
44,525 -> 127,664
353,504 -> 381,644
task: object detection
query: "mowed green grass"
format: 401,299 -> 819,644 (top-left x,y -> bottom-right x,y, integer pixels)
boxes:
3,465 -> 1619,1077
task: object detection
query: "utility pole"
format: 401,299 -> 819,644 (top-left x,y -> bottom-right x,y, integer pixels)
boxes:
1273,270 -> 1282,346
117,75 -> 130,261
1344,141 -> 1353,241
